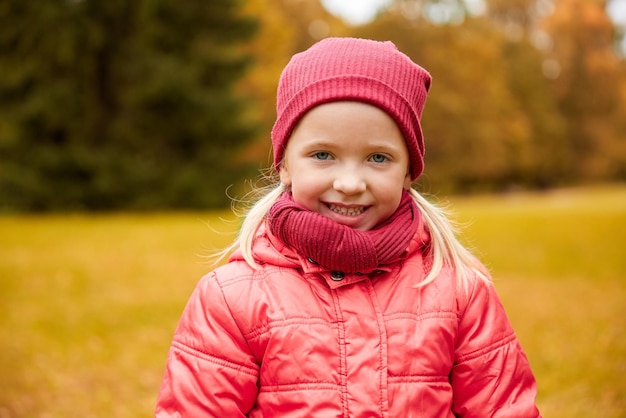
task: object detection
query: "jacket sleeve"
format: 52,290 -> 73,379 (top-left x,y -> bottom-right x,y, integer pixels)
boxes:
155,272 -> 259,417
450,277 -> 541,418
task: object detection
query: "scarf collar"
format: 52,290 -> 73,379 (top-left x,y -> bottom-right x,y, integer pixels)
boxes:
267,190 -> 421,273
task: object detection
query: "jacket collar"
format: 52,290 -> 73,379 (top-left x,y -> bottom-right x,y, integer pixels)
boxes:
230,221 -> 431,289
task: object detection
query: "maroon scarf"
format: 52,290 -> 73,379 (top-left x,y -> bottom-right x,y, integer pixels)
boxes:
267,190 -> 421,273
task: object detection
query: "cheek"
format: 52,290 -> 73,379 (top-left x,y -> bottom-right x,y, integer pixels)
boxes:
289,168 -> 325,191
384,189 -> 403,209
290,188 -> 320,214
289,176 -> 327,210
378,179 -> 407,213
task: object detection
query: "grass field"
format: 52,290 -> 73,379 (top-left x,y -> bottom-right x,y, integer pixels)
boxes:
0,185 -> 624,417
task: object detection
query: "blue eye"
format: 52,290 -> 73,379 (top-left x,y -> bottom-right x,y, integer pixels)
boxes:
370,154 -> 387,163
314,152 -> 331,160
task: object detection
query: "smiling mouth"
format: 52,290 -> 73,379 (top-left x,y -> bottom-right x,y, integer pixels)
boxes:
328,204 -> 366,216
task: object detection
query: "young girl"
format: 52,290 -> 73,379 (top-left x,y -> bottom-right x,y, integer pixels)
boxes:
155,37 -> 540,417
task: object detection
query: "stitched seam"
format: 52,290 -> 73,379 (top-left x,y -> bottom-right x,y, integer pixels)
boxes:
366,281 -> 389,417
244,317 -> 335,339
458,277 -> 478,320
171,340 -> 258,377
331,289 -> 349,416
455,332 -> 517,364
388,374 -> 449,383
218,267 -> 291,287
384,311 -> 457,322
209,272 -> 260,366
259,383 -> 339,392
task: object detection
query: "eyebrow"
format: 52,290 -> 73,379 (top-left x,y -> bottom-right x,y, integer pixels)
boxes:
371,141 -> 404,149
361,140 -> 407,154
297,139 -> 337,151
300,138 -> 404,151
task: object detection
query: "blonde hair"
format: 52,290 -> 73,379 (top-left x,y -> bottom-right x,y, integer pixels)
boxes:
221,174 -> 489,292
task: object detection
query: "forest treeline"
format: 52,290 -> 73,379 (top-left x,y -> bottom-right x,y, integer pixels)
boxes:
1,0 -> 625,211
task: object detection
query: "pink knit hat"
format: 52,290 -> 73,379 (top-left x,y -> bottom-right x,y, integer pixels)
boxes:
271,37 -> 432,180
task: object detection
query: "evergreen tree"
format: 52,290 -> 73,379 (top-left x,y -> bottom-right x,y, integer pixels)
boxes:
0,0 -> 258,211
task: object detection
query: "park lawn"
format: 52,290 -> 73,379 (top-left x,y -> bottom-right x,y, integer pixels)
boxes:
0,185 -> 624,417
448,185 -> 626,417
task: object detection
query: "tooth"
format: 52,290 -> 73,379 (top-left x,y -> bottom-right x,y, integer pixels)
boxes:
330,204 -> 363,216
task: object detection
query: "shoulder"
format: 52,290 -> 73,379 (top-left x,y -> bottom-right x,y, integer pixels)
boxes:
205,257 -> 310,310
452,271 -> 520,363
229,225 -> 303,271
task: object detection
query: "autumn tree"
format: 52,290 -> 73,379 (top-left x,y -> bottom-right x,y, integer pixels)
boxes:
347,0 -> 624,191
541,0 -> 626,180
238,0 -> 349,168
351,6 -> 564,192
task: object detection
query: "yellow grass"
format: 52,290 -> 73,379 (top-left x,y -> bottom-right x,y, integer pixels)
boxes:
448,185 -> 626,417
0,185 -> 624,417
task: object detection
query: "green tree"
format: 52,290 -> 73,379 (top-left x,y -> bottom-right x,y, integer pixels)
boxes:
0,0 -> 258,211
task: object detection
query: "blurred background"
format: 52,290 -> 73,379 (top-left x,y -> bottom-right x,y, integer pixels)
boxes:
0,0 -> 625,211
1,0 -> 625,417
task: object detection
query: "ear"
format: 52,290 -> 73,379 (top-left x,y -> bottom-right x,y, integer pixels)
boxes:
403,172 -> 412,190
279,163 -> 292,186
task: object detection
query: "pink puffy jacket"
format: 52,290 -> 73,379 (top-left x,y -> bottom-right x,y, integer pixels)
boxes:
155,225 -> 540,417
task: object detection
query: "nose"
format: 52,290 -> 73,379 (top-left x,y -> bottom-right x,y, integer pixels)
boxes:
333,167 -> 366,195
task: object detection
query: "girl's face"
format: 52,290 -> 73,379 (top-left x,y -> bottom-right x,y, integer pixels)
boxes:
280,101 -> 412,231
